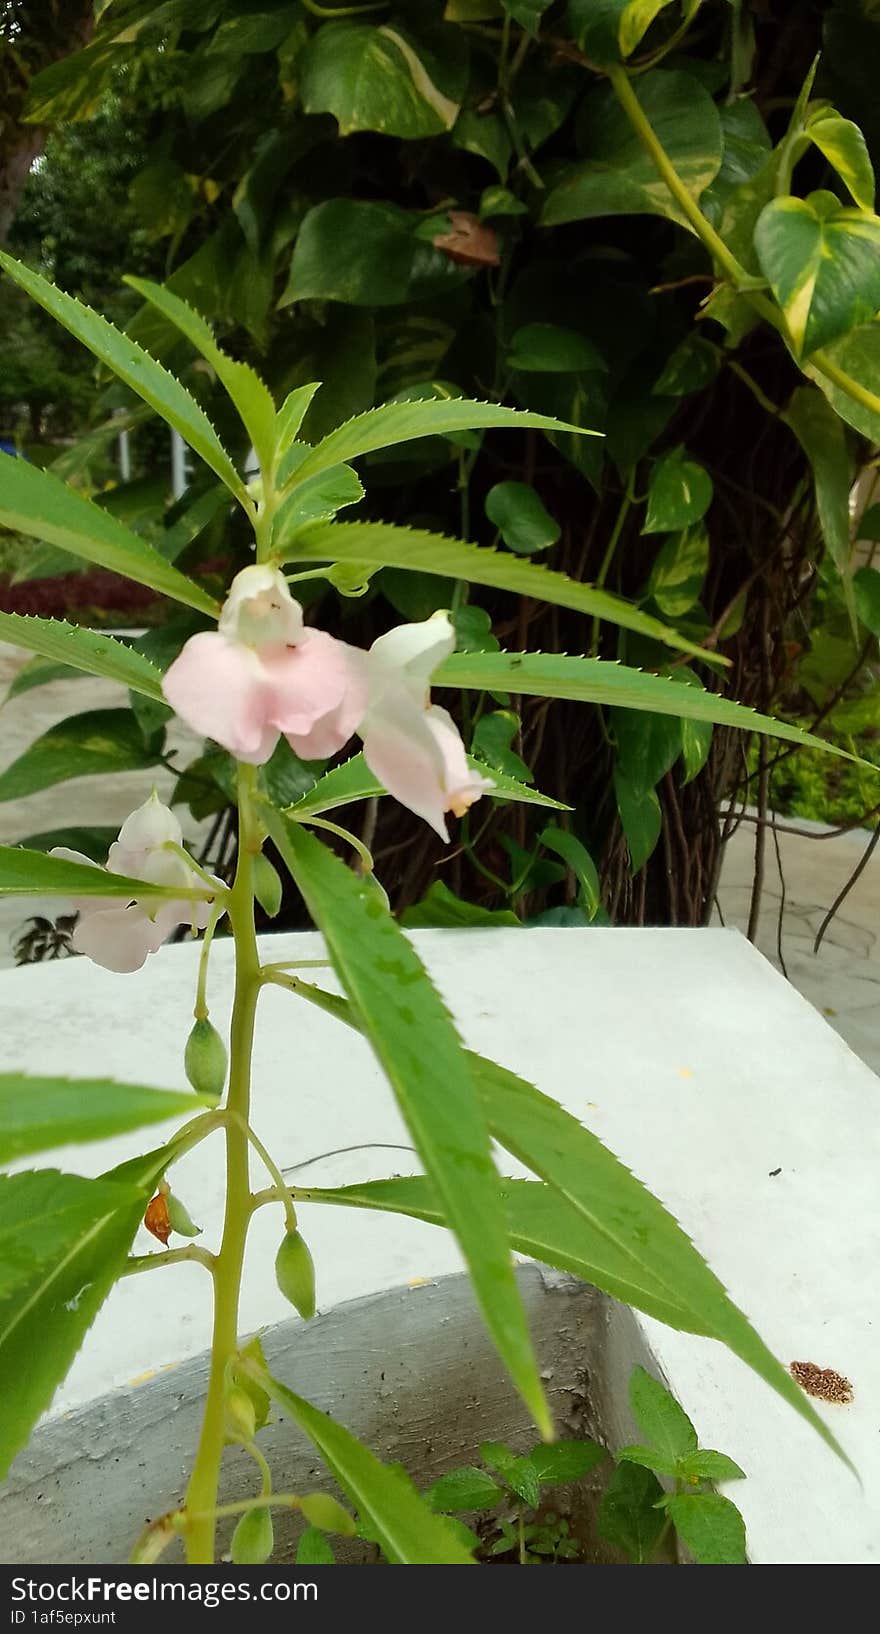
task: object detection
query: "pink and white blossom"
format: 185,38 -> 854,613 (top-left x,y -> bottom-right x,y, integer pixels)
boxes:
358,614 -> 493,841
162,564 -> 368,764
51,793 -> 219,973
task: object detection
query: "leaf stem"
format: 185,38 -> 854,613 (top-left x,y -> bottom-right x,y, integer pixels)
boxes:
123,1244 -> 216,1276
225,1107 -> 298,1232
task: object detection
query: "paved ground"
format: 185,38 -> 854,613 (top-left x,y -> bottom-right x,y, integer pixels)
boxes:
2,640 -> 879,1073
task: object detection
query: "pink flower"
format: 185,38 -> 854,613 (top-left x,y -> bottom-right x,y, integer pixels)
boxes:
50,793 -> 219,973
359,614 -> 493,841
162,564 -> 368,764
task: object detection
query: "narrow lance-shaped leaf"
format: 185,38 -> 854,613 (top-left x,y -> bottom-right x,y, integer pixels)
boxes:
0,613 -> 165,702
262,809 -> 552,1438
284,399 -> 601,487
249,1368 -> 474,1564
0,254 -> 248,504
0,457 -> 220,619
0,1075 -> 211,1165
284,751 -> 571,821
0,845 -> 215,902
280,977 -> 846,1462
434,651 -> 877,770
125,277 -> 277,476
0,1169 -> 151,1479
289,522 -> 726,665
294,1173 -> 702,1332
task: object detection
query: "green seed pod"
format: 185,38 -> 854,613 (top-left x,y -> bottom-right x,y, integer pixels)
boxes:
184,1018 -> 227,1100
224,1385 -> 257,1443
253,853 -> 283,918
275,1229 -> 316,1321
166,1193 -> 200,1238
231,1505 -> 274,1565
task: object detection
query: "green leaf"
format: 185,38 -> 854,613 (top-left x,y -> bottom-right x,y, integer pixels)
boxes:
400,882 -> 521,929
480,1442 -> 541,1506
284,750 -> 569,821
0,844 -> 212,903
480,186 -> 528,219
290,522 -> 722,663
526,1439 -> 605,1484
613,706 -> 682,795
507,324 -> 606,373
471,710 -> 532,781
666,1493 -> 747,1564
282,201 -> 415,308
0,710 -> 163,805
0,1169 -> 149,1478
277,384 -> 322,455
435,651 -> 876,771
539,825 -> 601,918
542,70 -> 722,228
285,398 -> 601,487
854,565 -> 880,636
424,1467 -> 504,1513
785,386 -> 853,584
644,448 -> 713,534
253,1369 -> 474,1563
262,813 -> 551,1437
296,1526 -> 335,1565
647,525 -> 709,616
0,1075 -> 209,1165
485,483 -> 560,555
275,466 -> 364,542
616,1443 -> 679,1477
754,192 -> 880,358
0,614 -> 164,703
614,770 -> 662,871
15,828 -> 118,863
598,1463 -> 666,1563
301,20 -> 467,139
629,1365 -> 698,1461
124,278 -> 278,476
292,1174 -> 705,1337
806,109 -> 875,212
475,1053 -> 846,1459
808,320 -> 880,442
0,457 -> 220,618
0,254 -> 247,504
4,657 -> 84,703
652,335 -> 719,397
680,1449 -> 746,1483
569,0 -> 675,64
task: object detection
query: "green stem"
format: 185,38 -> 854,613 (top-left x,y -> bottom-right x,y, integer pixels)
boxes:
123,1244 -> 215,1277
183,766 -> 262,1565
226,1107 -> 298,1232
298,815 -> 374,872
590,488 -> 633,655
194,903 -> 224,1021
607,62 -> 880,424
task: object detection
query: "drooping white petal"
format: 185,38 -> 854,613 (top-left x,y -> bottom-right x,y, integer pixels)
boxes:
367,613 -> 455,709
218,563 -> 304,649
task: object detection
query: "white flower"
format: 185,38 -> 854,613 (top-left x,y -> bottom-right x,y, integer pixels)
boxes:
358,613 -> 493,841
51,793 -> 219,973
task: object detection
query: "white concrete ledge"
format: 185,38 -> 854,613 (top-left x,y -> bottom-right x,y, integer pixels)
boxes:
0,928 -> 877,1564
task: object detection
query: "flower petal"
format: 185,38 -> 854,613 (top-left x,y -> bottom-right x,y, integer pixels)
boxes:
71,903 -> 160,973
219,564 -> 304,649
361,694 -> 454,841
424,705 -> 494,817
367,614 -> 455,709
163,631 -> 280,764
263,631 -> 370,759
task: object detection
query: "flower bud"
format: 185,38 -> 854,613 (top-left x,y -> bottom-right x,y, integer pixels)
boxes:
275,1230 -> 316,1320
166,1193 -> 200,1238
185,1018 -> 227,1100
253,853 -> 283,918
231,1505 -> 274,1565
224,1385 -> 257,1443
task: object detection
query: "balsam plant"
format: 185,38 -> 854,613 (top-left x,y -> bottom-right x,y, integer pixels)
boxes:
0,258 -> 857,1565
